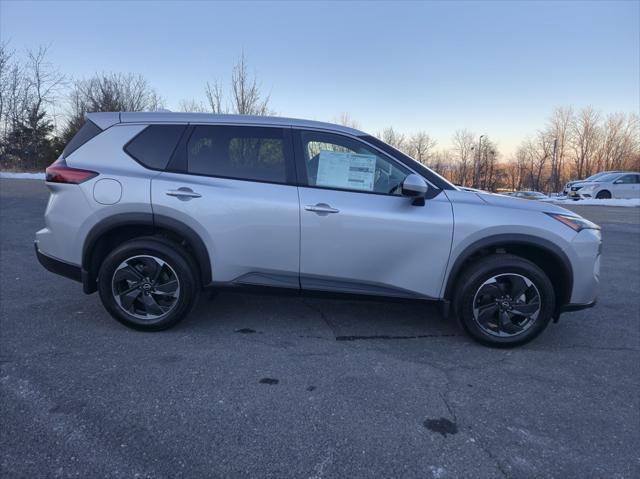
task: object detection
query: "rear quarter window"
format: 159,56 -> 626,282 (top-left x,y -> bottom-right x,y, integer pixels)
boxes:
62,120 -> 102,158
125,125 -> 187,170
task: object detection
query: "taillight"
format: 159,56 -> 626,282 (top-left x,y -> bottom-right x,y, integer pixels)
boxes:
45,159 -> 98,184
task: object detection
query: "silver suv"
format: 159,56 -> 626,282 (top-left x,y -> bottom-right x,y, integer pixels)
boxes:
36,112 -> 601,347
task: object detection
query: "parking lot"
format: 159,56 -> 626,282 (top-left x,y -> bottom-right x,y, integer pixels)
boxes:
1,179 -> 638,478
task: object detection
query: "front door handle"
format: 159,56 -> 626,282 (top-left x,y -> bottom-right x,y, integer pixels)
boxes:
166,187 -> 202,200
304,203 -> 340,214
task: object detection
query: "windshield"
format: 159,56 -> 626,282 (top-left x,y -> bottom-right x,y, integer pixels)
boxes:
589,173 -> 621,183
586,172 -> 616,181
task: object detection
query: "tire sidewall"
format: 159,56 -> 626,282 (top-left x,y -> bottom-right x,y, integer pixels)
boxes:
455,257 -> 555,347
98,239 -> 198,331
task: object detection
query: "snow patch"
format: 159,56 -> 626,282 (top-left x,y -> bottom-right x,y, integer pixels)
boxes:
552,198 -> 640,207
0,172 -> 45,180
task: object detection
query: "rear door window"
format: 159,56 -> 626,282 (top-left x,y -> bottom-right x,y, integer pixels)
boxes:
125,125 -> 187,170
186,126 -> 289,184
616,174 -> 638,184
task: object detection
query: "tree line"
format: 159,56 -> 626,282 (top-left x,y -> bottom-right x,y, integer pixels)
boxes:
360,110 -> 638,192
1,43 -> 638,192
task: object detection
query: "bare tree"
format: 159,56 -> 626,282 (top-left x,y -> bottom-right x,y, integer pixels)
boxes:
200,52 -> 272,116
377,126 -> 406,151
333,112 -> 360,129
451,129 -> 475,186
620,114 -> 640,170
204,80 -> 225,114
179,98 -> 207,113
475,136 -> 499,190
0,41 -> 14,134
503,157 -> 522,191
594,112 -> 640,172
231,52 -> 271,115
570,106 -> 601,178
515,131 -> 553,192
0,44 -> 65,169
429,149 -> 454,178
62,72 -> 163,143
546,106 -> 573,190
25,46 -> 65,125
408,131 -> 436,164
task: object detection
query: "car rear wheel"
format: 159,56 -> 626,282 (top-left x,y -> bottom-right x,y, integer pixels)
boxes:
596,190 -> 611,199
98,237 -> 199,331
453,254 -> 555,347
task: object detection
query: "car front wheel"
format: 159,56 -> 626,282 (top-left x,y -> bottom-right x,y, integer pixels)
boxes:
98,237 -> 199,331
454,254 -> 555,347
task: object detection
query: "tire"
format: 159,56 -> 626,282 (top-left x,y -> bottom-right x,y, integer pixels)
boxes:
453,254 -> 555,347
596,190 -> 611,199
98,237 -> 199,331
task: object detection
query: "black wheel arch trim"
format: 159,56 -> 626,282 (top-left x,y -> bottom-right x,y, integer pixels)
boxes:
443,233 -> 573,309
81,212 -> 212,294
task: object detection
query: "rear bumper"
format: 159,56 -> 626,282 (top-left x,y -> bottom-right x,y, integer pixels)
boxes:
35,242 -> 82,283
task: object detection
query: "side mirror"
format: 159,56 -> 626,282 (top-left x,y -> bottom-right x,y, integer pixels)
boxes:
401,174 -> 429,206
401,174 -> 429,197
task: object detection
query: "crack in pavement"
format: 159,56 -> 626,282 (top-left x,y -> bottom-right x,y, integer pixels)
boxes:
336,333 -> 459,341
531,344 -> 639,353
300,298 -> 338,338
474,439 -> 509,478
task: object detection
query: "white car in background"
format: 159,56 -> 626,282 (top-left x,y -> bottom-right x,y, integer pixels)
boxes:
505,191 -> 553,202
572,172 -> 640,200
563,170 -> 624,196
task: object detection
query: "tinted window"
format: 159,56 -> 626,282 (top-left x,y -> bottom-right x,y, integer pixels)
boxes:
125,125 -> 187,170
62,120 -> 102,158
299,131 -> 409,195
616,174 -> 638,184
187,126 -> 287,183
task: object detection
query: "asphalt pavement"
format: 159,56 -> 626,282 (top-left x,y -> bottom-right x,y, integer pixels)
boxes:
1,179 -> 639,478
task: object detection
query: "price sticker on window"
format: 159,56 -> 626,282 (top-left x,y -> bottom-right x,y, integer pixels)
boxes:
316,150 -> 376,191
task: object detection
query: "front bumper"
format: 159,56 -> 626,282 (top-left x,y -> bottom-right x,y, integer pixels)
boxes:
567,228 -> 601,305
567,190 -> 582,199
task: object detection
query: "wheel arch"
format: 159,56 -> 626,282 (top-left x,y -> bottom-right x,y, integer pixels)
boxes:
443,234 -> 573,314
82,213 -> 212,293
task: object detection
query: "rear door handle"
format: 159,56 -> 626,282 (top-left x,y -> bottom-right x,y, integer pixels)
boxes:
166,188 -> 202,200
304,203 -> 340,214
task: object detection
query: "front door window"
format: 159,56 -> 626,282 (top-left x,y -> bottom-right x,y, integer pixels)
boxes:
299,131 -> 410,195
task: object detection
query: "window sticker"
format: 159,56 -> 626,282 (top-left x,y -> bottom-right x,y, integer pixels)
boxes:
316,150 -> 376,191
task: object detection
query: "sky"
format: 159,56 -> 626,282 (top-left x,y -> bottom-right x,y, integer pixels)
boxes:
1,0 -> 638,156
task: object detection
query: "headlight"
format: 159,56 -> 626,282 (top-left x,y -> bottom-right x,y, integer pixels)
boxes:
546,212 -> 600,232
